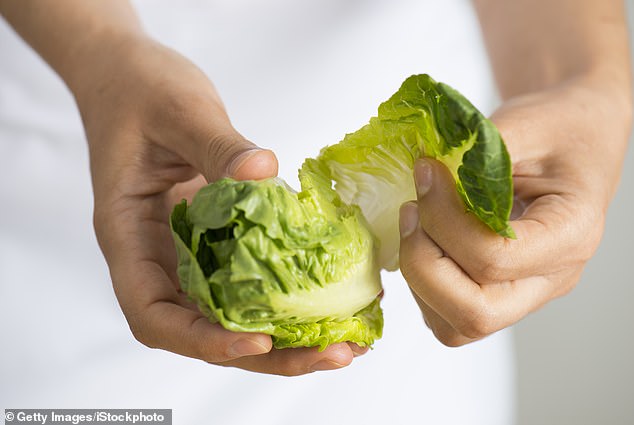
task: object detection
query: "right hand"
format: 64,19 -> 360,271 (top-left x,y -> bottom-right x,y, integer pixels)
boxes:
74,34 -> 365,375
398,79 -> 631,347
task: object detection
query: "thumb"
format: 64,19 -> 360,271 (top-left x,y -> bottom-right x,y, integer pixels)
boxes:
398,201 -> 445,281
411,157 -> 519,284
225,142 -> 279,182
156,96 -> 278,182
197,132 -> 279,182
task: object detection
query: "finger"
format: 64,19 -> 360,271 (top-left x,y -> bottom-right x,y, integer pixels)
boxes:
220,343 -> 355,377
399,201 -> 556,339
399,201 -> 485,332
150,91 -> 278,182
347,342 -> 370,357
413,158 -> 590,284
114,259 -> 358,374
199,133 -> 278,183
113,259 -> 273,364
410,290 -> 478,347
228,148 -> 279,181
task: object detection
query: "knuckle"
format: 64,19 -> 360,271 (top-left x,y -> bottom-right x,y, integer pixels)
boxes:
113,284 -> 161,351
424,313 -> 473,348
282,367 -> 309,377
458,320 -> 493,340
271,359 -> 311,377
552,267 -> 584,299
422,315 -> 432,330
203,132 -> 240,180
400,257 -> 427,288
92,209 -> 108,249
432,327 -> 469,348
191,320 -> 232,364
469,247 -> 513,284
400,262 -> 417,284
200,350 -> 228,365
128,318 -> 158,349
471,261 -> 503,284
455,300 -> 499,340
578,211 -> 604,263
92,202 -> 118,243
560,196 -> 605,265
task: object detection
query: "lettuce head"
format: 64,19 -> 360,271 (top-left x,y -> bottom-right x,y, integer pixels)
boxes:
170,164 -> 383,350
170,74 -> 513,350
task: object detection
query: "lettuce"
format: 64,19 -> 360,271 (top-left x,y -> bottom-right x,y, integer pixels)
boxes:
170,173 -> 383,350
170,74 -> 513,350
318,74 -> 514,270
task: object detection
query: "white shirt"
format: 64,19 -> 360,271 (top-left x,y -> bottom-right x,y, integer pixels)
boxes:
0,2 -> 515,424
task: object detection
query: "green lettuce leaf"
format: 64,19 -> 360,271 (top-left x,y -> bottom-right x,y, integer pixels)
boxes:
316,74 -> 515,270
170,177 -> 383,351
169,73 -> 514,350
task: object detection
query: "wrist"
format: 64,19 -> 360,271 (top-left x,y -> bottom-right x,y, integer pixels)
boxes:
578,67 -> 633,125
0,0 -> 146,102
64,30 -> 148,105
560,70 -> 633,149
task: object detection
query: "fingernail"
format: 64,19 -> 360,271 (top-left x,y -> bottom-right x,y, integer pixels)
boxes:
399,201 -> 419,238
228,338 -> 270,358
349,344 -> 369,357
414,158 -> 433,197
310,359 -> 345,372
227,148 -> 262,178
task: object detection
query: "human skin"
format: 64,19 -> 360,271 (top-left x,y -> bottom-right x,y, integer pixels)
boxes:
0,0 -> 365,376
399,0 -> 632,346
1,0 -> 631,374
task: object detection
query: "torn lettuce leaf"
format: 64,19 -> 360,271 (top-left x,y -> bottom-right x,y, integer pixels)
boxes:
316,74 -> 514,270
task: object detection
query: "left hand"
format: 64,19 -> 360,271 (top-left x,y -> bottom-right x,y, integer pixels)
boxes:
78,35 -> 364,375
398,79 -> 632,346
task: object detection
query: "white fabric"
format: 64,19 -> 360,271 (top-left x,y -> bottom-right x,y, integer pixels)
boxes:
0,1 -> 515,424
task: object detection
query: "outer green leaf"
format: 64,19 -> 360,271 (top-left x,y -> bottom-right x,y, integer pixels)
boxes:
317,74 -> 514,270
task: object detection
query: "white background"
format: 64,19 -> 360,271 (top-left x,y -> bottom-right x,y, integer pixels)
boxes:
0,2 -> 514,425
1,1 -> 633,424
514,2 -> 634,424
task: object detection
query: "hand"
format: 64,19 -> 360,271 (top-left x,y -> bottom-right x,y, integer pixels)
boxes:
77,35 -> 364,375
398,79 -> 632,346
